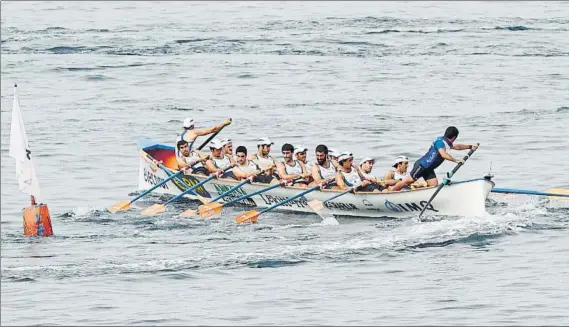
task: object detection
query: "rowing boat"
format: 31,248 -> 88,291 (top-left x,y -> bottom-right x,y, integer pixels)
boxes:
136,138 -> 495,218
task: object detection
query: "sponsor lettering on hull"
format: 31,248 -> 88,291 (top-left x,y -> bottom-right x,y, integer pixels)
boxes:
384,200 -> 438,213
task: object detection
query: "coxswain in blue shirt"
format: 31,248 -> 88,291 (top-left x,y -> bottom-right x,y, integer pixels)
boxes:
389,126 -> 479,191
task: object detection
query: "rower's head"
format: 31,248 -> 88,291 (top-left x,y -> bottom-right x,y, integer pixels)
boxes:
183,117 -> 195,130
360,157 -> 375,174
315,144 -> 329,165
294,145 -> 308,163
257,137 -> 274,156
281,143 -> 294,162
177,139 -> 191,157
444,126 -> 459,143
235,146 -> 247,165
393,155 -> 409,172
338,152 -> 354,170
328,148 -> 340,162
209,139 -> 224,158
221,138 -> 233,155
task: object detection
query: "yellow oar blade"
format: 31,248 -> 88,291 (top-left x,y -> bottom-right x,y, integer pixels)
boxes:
545,188 -> 569,200
236,210 -> 260,224
107,200 -> 131,214
141,204 -> 166,216
199,202 -> 224,219
179,208 -> 198,217
197,195 -> 211,205
307,199 -> 325,212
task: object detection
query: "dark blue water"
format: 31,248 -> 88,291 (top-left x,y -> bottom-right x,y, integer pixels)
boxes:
2,2 -> 568,325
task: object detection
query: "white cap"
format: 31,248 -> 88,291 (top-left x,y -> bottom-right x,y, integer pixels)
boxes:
257,137 -> 274,146
183,117 -> 195,128
337,151 -> 354,163
294,145 -> 308,155
328,148 -> 340,158
392,155 -> 409,168
360,157 -> 375,164
221,138 -> 232,146
209,139 -> 223,149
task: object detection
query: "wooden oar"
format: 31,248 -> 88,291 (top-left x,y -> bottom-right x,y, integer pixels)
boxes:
182,177 -> 304,218
141,165 -> 235,216
306,184 -> 364,224
418,145 -> 479,219
107,154 -> 209,213
492,187 -> 569,200
235,178 -> 334,224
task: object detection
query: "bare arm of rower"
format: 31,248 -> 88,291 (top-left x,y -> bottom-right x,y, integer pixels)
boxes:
438,148 -> 463,164
383,171 -> 398,186
276,162 -> 305,180
191,118 -> 232,137
311,163 -> 324,184
335,172 -> 350,190
232,167 -> 256,180
451,143 -> 479,151
205,159 -> 222,174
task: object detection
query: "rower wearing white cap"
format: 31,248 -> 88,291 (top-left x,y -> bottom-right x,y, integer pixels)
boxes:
205,139 -> 237,179
358,157 -> 384,187
335,152 -> 380,193
176,117 -> 232,157
221,138 -> 233,157
249,137 -> 278,183
328,148 -> 340,170
385,156 -> 427,189
294,144 -> 313,184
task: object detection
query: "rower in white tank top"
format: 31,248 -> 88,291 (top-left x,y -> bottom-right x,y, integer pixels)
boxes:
316,161 -> 336,180
284,160 -> 304,175
235,160 -> 258,175
212,155 -> 231,170
340,168 -> 362,186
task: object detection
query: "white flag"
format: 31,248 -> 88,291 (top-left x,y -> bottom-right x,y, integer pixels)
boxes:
9,84 -> 42,202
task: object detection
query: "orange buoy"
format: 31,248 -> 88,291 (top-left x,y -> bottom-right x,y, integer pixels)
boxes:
23,196 -> 53,237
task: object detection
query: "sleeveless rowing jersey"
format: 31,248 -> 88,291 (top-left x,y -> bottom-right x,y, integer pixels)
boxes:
235,160 -> 258,175
390,168 -> 409,181
175,130 -> 195,157
304,160 -> 313,172
316,161 -> 336,180
212,155 -> 231,170
284,160 -> 304,175
418,136 -> 452,170
254,154 -> 276,170
341,168 -> 362,186
178,151 -> 204,170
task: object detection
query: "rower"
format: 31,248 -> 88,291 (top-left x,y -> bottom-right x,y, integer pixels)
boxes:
390,126 -> 479,191
249,137 -> 278,184
232,146 -> 266,182
175,117 -> 232,157
294,144 -> 313,183
384,156 -> 427,189
328,148 -> 340,170
175,140 -> 209,175
310,144 -> 337,188
357,157 -> 385,188
204,139 -> 237,180
335,152 -> 382,192
221,138 -> 233,157
276,143 -> 310,188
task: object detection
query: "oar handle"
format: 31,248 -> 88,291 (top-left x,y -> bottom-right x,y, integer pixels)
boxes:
164,165 -> 235,205
260,178 -> 333,214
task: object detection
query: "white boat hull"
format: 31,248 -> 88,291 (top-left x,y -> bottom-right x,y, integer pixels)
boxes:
136,139 -> 495,219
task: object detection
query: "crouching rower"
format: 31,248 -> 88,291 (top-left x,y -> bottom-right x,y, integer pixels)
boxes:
176,140 -> 209,175
335,152 -> 382,192
390,126 -> 479,191
205,139 -> 237,180
276,143 -> 311,188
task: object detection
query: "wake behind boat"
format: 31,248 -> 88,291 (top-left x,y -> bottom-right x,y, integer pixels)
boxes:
136,138 -> 495,219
